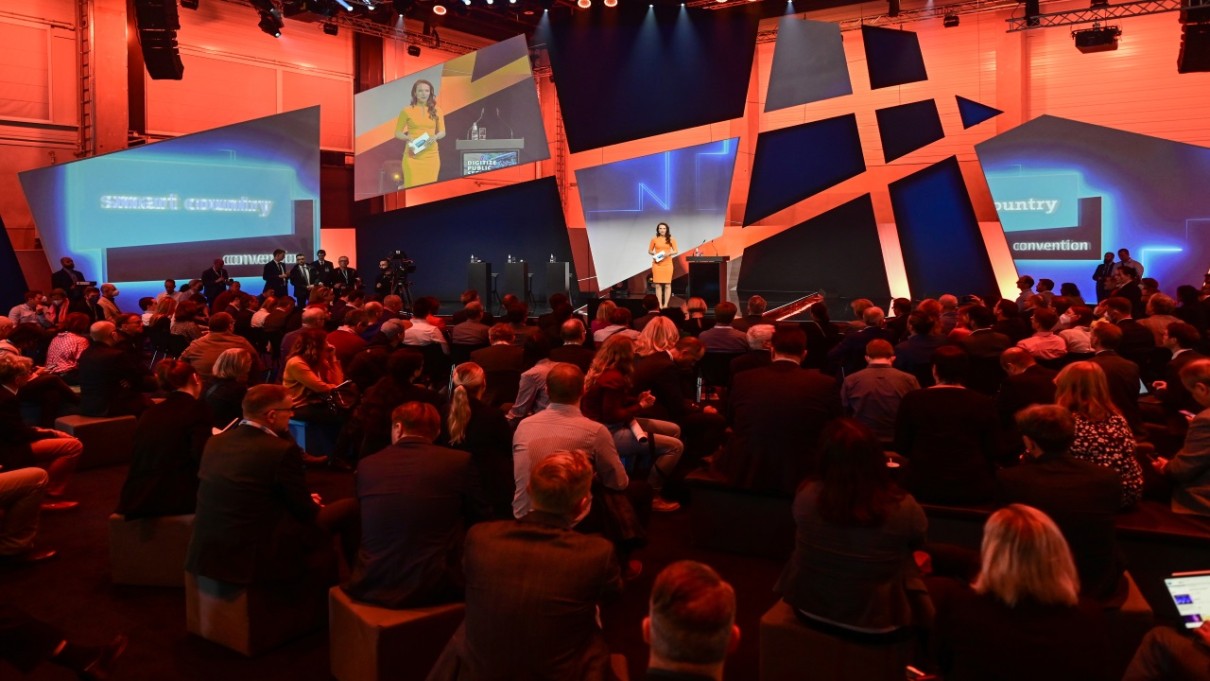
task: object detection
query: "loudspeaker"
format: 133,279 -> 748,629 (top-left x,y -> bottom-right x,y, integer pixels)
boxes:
134,0 -> 184,80
1180,0 -> 1210,25
1179,23 -> 1210,73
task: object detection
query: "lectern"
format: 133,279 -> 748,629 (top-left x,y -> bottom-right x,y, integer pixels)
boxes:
454,138 -> 526,175
502,261 -> 529,301
467,261 -> 492,309
687,256 -> 729,308
546,261 -> 571,302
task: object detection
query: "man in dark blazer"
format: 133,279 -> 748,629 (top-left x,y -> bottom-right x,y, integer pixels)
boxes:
996,347 -> 1058,430
1090,322 -> 1142,432
68,286 -> 103,324
959,305 -> 1013,395
469,324 -> 526,374
894,312 -> 950,387
289,253 -> 318,306
715,325 -> 841,495
185,385 -> 345,587
50,256 -> 88,301
998,405 -> 1123,601
548,319 -> 596,372
261,248 -> 289,298
345,402 -> 485,609
729,324 -> 774,379
629,295 -> 662,332
201,258 -> 230,304
427,451 -> 623,681
1154,322 -> 1206,433
77,321 -> 153,418
827,306 -> 889,377
310,250 -> 335,286
329,255 -> 360,294
1155,359 -> 1210,516
731,294 -> 770,333
1103,296 -> 1155,368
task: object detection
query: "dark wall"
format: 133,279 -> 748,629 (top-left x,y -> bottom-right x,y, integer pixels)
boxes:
355,177 -> 573,303
0,213 -> 30,308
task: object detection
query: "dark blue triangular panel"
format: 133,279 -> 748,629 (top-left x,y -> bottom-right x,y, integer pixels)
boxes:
862,25 -> 928,90
765,17 -> 853,112
743,114 -> 865,225
875,99 -> 944,162
956,95 -> 1003,129
0,212 -> 29,308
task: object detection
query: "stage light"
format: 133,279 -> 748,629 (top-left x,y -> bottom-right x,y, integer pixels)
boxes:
323,22 -> 338,33
605,0 -> 618,6
1090,0 -> 1109,6
407,44 -> 421,55
433,3 -> 447,13
1024,0 -> 1040,26
943,12 -> 959,26
461,0 -> 471,5
1073,23 -> 1120,51
577,0 -> 590,7
486,0 -> 493,5
888,0 -> 900,16
258,12 -> 281,36
333,0 -> 354,10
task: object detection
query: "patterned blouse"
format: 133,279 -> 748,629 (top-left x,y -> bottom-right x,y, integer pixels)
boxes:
45,332 -> 90,375
1069,412 -> 1144,508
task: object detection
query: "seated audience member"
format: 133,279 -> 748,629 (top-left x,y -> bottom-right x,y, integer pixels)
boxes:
0,604 -> 126,677
1054,361 -> 1143,508
549,318 -> 595,372
1153,359 -> 1210,516
644,561 -> 739,681
114,313 -> 146,360
0,354 -> 82,511
428,450 -> 623,681
679,297 -> 713,338
1058,305 -> 1094,354
829,306 -> 889,377
1089,321 -> 1143,431
1060,282 -> 1086,307
504,301 -> 535,346
345,402 -> 485,608
451,301 -> 491,347
186,385 -> 357,590
847,298 -> 874,329
591,300 -> 617,336
1175,285 -> 1210,332
169,299 -> 205,342
470,323 -> 525,374
958,304 -> 1012,394
325,308 -> 371,371
634,317 -> 701,424
448,290 -> 485,326
511,363 -> 629,519
1152,321 -> 1206,432
279,305 -> 331,371
731,294 -> 770,333
179,312 -> 262,385
582,335 -> 684,512
996,347 -> 1058,431
932,504 -> 1112,681
0,317 -> 15,355
716,325 -> 841,495
346,318 -> 407,393
506,334 -> 557,425
894,313 -> 949,388
352,348 -> 442,458
594,306 -> 640,345
1102,295 -> 1156,366
69,286 -> 103,323
803,302 -> 842,370
0,468 -> 54,563
729,323 -> 774,379
698,302 -> 748,353
1123,622 -> 1210,681
444,363 -> 514,519
282,327 -> 344,424
1139,293 -> 1182,346
44,312 -> 91,384
993,299 -> 1030,343
938,294 -> 961,335
204,348 -> 252,431
894,345 -> 1000,504
776,419 -> 929,643
885,297 -> 914,345
78,321 -> 153,418
841,339 -> 920,444
998,406 -> 1124,602
631,294 -> 662,332
8,290 -> 52,328
116,360 -> 212,519
403,296 -> 449,355
1016,308 -> 1067,361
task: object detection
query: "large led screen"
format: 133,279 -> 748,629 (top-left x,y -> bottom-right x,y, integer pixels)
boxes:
976,115 -> 1210,294
19,107 -> 321,303
577,139 -> 738,289
354,35 -> 549,201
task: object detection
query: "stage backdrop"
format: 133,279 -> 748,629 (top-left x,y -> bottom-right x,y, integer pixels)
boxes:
19,107 -> 321,303
355,177 -> 572,304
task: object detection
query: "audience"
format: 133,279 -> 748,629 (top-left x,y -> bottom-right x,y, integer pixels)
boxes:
44,312 -> 91,384
77,321 -> 153,418
353,348 -> 442,458
443,362 -> 514,519
548,318 -> 595,372
450,301 -> 490,346
1016,308 -> 1066,361
1153,358 -> 1210,516
0,353 -> 82,512
116,359 -> 212,519
644,561 -> 739,681
203,348 -> 253,430
698,302 -> 748,353
179,312 -> 262,384
1089,321 -> 1143,431
729,323 -> 773,378
506,333 -> 556,424
840,339 -> 919,444
1054,361 -> 1144,508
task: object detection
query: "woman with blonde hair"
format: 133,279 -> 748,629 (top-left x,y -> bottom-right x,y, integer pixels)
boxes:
935,504 -> 1111,680
582,335 -> 684,513
680,296 -> 712,337
445,362 -> 512,518
636,316 -> 680,357
592,299 -> 617,336
1054,361 -> 1144,507
204,348 -> 252,429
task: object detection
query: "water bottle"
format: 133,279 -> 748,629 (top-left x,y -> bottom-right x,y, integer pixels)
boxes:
478,126 -> 487,140
508,254 -> 514,264
470,253 -> 475,263
695,375 -> 703,403
470,122 -> 478,140
550,253 -> 555,263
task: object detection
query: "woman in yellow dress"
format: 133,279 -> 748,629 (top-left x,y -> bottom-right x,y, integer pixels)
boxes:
648,222 -> 677,309
394,79 -> 445,188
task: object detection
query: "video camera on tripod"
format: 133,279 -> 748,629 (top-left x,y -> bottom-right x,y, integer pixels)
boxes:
380,249 -> 417,308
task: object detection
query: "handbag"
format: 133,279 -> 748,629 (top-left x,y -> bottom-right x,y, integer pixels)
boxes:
323,380 -> 359,414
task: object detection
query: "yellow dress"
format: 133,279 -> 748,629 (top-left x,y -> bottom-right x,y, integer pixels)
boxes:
649,237 -> 677,284
396,104 -> 443,188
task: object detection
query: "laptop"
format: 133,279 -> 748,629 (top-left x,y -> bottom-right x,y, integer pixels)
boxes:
1164,570 -> 1210,628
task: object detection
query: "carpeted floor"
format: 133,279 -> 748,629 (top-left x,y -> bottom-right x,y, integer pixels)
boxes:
0,464 -> 783,681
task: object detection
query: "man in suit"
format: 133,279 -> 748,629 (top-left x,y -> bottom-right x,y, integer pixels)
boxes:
644,561 -> 740,681
470,324 -> 526,374
201,258 -> 230,304
1090,321 -> 1142,432
996,347 -> 1058,430
731,295 -> 770,333
699,302 -> 749,354
289,253 -> 318,306
960,305 -> 1013,394
77,321 -> 153,418
1155,360 -> 1210,516
185,384 -> 355,588
548,318 -> 595,372
729,324 -> 773,379
828,306 -> 890,377
329,255 -> 360,294
841,339 -> 919,444
69,286 -> 103,324
998,405 -> 1123,601
1153,322 -> 1206,434
50,256 -> 87,301
630,294 -> 663,332
1103,295 -> 1154,367
427,450 -> 623,681
261,248 -> 289,298
310,250 -> 335,286
716,325 -> 841,495
893,311 -> 950,387
345,402 -> 485,608
0,353 -> 82,515
179,313 -> 263,384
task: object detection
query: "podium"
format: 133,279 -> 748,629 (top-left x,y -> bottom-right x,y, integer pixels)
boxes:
467,262 -> 492,309
502,261 -> 529,301
687,256 -> 729,308
454,138 -> 525,175
546,261 -> 570,302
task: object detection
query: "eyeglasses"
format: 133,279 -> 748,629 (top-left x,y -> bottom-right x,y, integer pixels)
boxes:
268,405 -> 295,414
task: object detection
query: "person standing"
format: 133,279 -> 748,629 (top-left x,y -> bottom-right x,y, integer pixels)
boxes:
395,79 -> 445,187
289,253 -> 317,306
1092,252 -> 1116,303
262,249 -> 289,298
202,259 -> 230,304
649,223 -> 678,310
50,257 -> 87,301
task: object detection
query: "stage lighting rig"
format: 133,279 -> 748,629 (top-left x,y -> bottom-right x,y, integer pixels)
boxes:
258,12 -> 282,35
1073,22 -> 1120,51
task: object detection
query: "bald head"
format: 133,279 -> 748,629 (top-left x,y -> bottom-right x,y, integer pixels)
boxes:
560,318 -> 586,344
546,363 -> 585,404
1000,347 -> 1036,373
89,321 -> 117,344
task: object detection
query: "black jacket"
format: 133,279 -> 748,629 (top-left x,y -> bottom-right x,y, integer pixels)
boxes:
117,391 -> 212,519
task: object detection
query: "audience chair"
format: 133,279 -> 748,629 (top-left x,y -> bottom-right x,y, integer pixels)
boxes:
53,414 -> 137,470
328,587 -> 465,681
185,572 -> 326,656
759,599 -> 914,681
108,513 -> 194,587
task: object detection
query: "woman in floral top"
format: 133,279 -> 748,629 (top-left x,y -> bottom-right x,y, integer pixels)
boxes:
1055,361 -> 1144,508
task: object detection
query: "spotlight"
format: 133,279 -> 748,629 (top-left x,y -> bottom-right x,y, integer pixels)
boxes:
943,12 -> 959,26
258,12 -> 281,36
486,0 -> 493,5
461,0 -> 470,5
180,0 -> 199,8
715,0 -> 728,3
510,0 -> 517,4
1024,0 -> 1040,26
605,0 -> 618,5
888,0 -> 899,16
433,2 -> 447,12
323,22 -> 338,34
1073,23 -> 1120,51
1090,0 -> 1109,6
576,0 -> 590,7
333,0 -> 354,10
407,44 -> 422,56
